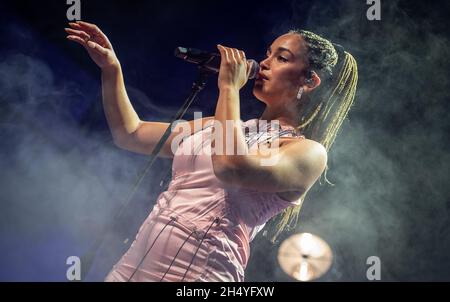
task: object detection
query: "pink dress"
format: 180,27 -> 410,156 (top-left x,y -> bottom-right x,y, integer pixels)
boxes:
105,118 -> 304,282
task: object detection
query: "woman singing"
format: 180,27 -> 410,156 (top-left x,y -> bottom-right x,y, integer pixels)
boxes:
65,21 -> 358,281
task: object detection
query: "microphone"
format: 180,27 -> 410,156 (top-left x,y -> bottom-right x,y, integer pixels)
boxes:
174,47 -> 260,79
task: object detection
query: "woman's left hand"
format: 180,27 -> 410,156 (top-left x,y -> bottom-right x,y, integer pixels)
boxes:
216,44 -> 251,91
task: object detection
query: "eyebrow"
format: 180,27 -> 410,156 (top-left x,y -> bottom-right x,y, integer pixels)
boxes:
267,46 -> 295,57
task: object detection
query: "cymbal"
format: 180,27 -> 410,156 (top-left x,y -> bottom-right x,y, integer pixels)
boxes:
277,232 -> 333,281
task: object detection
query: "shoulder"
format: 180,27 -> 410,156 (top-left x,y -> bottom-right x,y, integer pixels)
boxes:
302,139 -> 327,157
281,137 -> 326,154
281,138 -> 328,174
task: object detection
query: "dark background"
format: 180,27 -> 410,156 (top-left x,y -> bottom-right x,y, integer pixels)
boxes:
0,0 -> 449,281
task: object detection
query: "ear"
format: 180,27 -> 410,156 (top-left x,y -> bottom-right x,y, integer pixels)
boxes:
303,71 -> 321,94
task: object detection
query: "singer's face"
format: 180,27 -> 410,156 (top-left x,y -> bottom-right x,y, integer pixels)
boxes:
253,33 -> 309,105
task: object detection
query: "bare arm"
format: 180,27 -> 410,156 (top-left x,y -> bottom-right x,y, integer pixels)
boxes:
101,64 -> 140,143
66,21 -> 213,158
66,21 -> 138,142
117,117 -> 216,158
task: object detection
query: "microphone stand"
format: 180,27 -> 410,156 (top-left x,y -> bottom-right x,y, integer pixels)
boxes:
80,66 -> 215,280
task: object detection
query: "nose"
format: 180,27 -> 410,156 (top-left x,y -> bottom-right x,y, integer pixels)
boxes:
259,56 -> 270,70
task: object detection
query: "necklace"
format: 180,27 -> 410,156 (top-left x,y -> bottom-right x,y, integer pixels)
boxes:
244,119 -> 303,148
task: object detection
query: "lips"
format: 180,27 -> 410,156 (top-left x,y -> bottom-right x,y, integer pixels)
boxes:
256,73 -> 269,81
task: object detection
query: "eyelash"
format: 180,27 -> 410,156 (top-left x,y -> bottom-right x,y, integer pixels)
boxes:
265,53 -> 288,62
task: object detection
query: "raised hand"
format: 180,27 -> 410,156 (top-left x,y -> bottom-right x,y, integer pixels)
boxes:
65,21 -> 120,70
216,44 -> 251,91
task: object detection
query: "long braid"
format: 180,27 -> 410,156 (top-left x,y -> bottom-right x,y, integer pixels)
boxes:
265,29 -> 359,243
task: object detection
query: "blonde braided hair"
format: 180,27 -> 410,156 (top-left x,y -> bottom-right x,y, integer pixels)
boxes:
265,29 -> 359,243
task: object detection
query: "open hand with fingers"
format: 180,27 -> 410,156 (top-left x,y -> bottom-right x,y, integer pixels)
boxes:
65,21 -> 120,70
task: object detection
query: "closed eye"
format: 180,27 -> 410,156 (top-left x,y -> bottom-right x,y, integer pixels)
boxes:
265,50 -> 288,63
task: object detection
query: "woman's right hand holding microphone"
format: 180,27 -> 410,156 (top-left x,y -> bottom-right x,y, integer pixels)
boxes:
65,21 -> 120,71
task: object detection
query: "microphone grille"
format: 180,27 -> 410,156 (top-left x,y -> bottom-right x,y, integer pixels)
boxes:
248,59 -> 260,80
